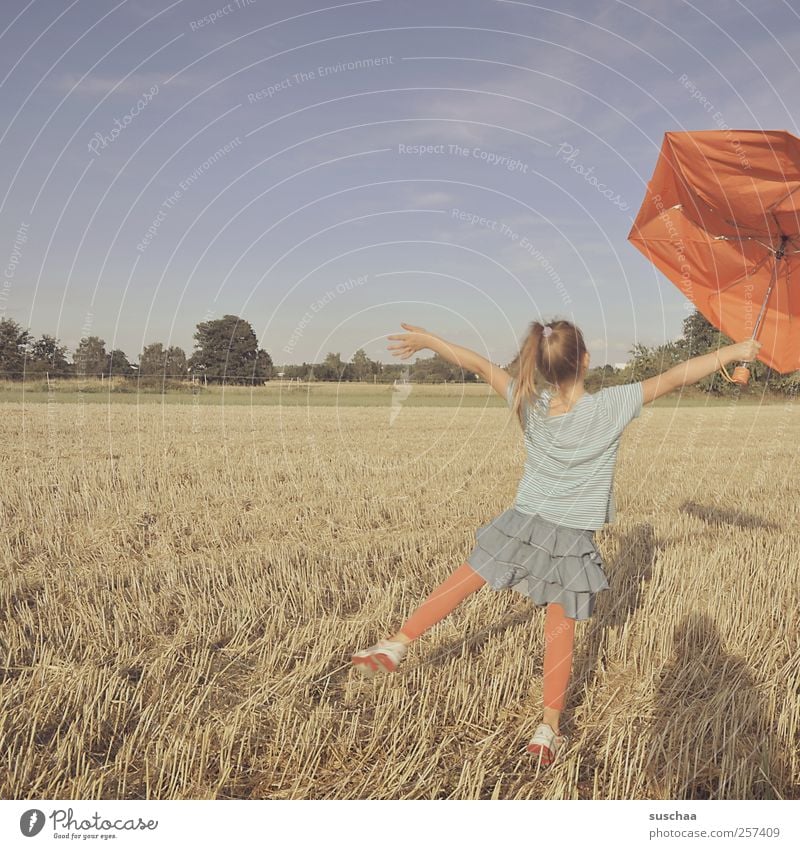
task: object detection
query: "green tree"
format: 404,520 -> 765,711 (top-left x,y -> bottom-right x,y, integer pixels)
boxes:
188,315 -> 271,384
106,349 -> 135,377
0,318 -> 32,380
166,346 -> 188,378
73,336 -> 107,378
682,309 -> 731,356
411,353 -> 477,383
625,341 -> 685,382
312,352 -> 352,381
140,343 -> 189,378
351,348 -> 378,381
27,334 -> 70,377
139,342 -> 167,377
584,364 -> 622,392
256,348 -> 273,381
281,362 -> 312,380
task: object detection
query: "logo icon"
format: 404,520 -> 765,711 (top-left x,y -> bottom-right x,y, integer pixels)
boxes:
20,809 -> 45,837
389,365 -> 412,426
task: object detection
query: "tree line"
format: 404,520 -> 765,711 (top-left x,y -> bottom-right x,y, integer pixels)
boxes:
1,310 -> 798,393
606,311 -> 799,396
0,314 -> 273,384
0,312 -> 479,385
276,350 -> 479,383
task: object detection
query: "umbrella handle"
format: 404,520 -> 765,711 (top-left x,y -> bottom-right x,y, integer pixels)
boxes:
716,356 -> 750,385
731,365 -> 750,385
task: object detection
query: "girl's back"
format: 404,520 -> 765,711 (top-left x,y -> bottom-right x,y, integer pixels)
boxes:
507,378 -> 644,530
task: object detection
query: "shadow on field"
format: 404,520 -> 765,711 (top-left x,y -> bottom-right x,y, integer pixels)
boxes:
422,604 -> 537,669
421,525 -> 659,675
680,500 -> 779,530
568,523 -> 658,707
645,612 -> 795,800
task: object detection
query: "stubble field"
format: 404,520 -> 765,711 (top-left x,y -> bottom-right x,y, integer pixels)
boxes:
1,390 -> 798,799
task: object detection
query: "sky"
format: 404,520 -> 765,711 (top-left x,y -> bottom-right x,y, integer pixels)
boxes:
0,0 -> 798,367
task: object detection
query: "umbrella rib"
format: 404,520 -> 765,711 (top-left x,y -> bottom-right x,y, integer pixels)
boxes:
714,253 -> 774,295
714,235 -> 781,254
766,182 -> 800,215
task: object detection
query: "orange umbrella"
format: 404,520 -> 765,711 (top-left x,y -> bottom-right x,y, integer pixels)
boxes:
628,130 -> 800,381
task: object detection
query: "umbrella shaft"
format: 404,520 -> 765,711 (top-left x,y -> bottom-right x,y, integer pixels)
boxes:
750,254 -> 781,343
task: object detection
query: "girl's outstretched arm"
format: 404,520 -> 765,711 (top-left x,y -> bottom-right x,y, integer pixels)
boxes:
641,339 -> 762,403
387,323 -> 511,400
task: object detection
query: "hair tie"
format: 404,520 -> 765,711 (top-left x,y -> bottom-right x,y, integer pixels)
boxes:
542,325 -> 553,338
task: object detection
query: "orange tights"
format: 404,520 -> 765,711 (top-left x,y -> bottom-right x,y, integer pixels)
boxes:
398,562 -> 576,710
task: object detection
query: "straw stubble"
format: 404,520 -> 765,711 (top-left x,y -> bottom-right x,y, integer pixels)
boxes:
0,400 -> 798,799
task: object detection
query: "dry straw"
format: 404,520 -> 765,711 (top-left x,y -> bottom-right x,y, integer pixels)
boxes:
0,398 -> 797,799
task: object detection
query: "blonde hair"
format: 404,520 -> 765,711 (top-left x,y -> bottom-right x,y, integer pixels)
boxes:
510,319 -> 588,427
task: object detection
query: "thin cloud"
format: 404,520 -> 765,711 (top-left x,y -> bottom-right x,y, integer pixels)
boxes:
406,189 -> 459,207
48,69 -> 198,95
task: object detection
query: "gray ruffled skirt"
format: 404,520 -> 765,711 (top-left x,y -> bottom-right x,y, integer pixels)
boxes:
466,507 -> 609,620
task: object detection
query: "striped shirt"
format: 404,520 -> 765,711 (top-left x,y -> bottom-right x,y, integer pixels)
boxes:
506,378 -> 644,530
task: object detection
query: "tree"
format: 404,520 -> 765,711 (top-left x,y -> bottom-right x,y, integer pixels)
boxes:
0,317 -> 32,380
682,309 -> 731,356
351,348 -> 378,381
166,346 -> 188,378
106,349 -> 135,377
27,333 -> 70,377
312,352 -> 352,381
139,343 -> 188,378
411,353 -> 477,383
188,315 -> 271,384
256,348 -> 273,381
625,341 -> 686,382
281,362 -> 312,380
73,336 -> 107,378
139,342 -> 167,377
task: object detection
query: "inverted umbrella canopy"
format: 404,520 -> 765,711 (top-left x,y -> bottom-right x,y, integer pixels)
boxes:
628,130 -> 800,374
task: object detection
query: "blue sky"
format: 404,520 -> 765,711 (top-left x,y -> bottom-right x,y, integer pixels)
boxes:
0,0 -> 798,367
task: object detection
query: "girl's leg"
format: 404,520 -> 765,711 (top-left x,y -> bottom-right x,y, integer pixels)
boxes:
541,602 -> 576,735
389,561 -> 487,643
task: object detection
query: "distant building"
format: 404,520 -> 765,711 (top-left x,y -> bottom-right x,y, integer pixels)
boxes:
613,362 -> 628,370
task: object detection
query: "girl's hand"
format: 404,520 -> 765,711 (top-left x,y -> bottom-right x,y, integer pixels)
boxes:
387,322 -> 436,359
729,338 -> 763,361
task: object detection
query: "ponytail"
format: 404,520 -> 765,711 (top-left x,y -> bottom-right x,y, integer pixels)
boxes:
510,319 -> 588,428
510,321 -> 544,428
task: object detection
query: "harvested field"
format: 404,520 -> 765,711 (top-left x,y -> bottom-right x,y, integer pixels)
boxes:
1,398 -> 798,799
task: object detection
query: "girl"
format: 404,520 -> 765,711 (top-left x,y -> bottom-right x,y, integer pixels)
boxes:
351,319 -> 761,766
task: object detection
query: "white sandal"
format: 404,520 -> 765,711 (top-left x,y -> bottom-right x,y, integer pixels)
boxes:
527,722 -> 568,766
351,638 -> 407,677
